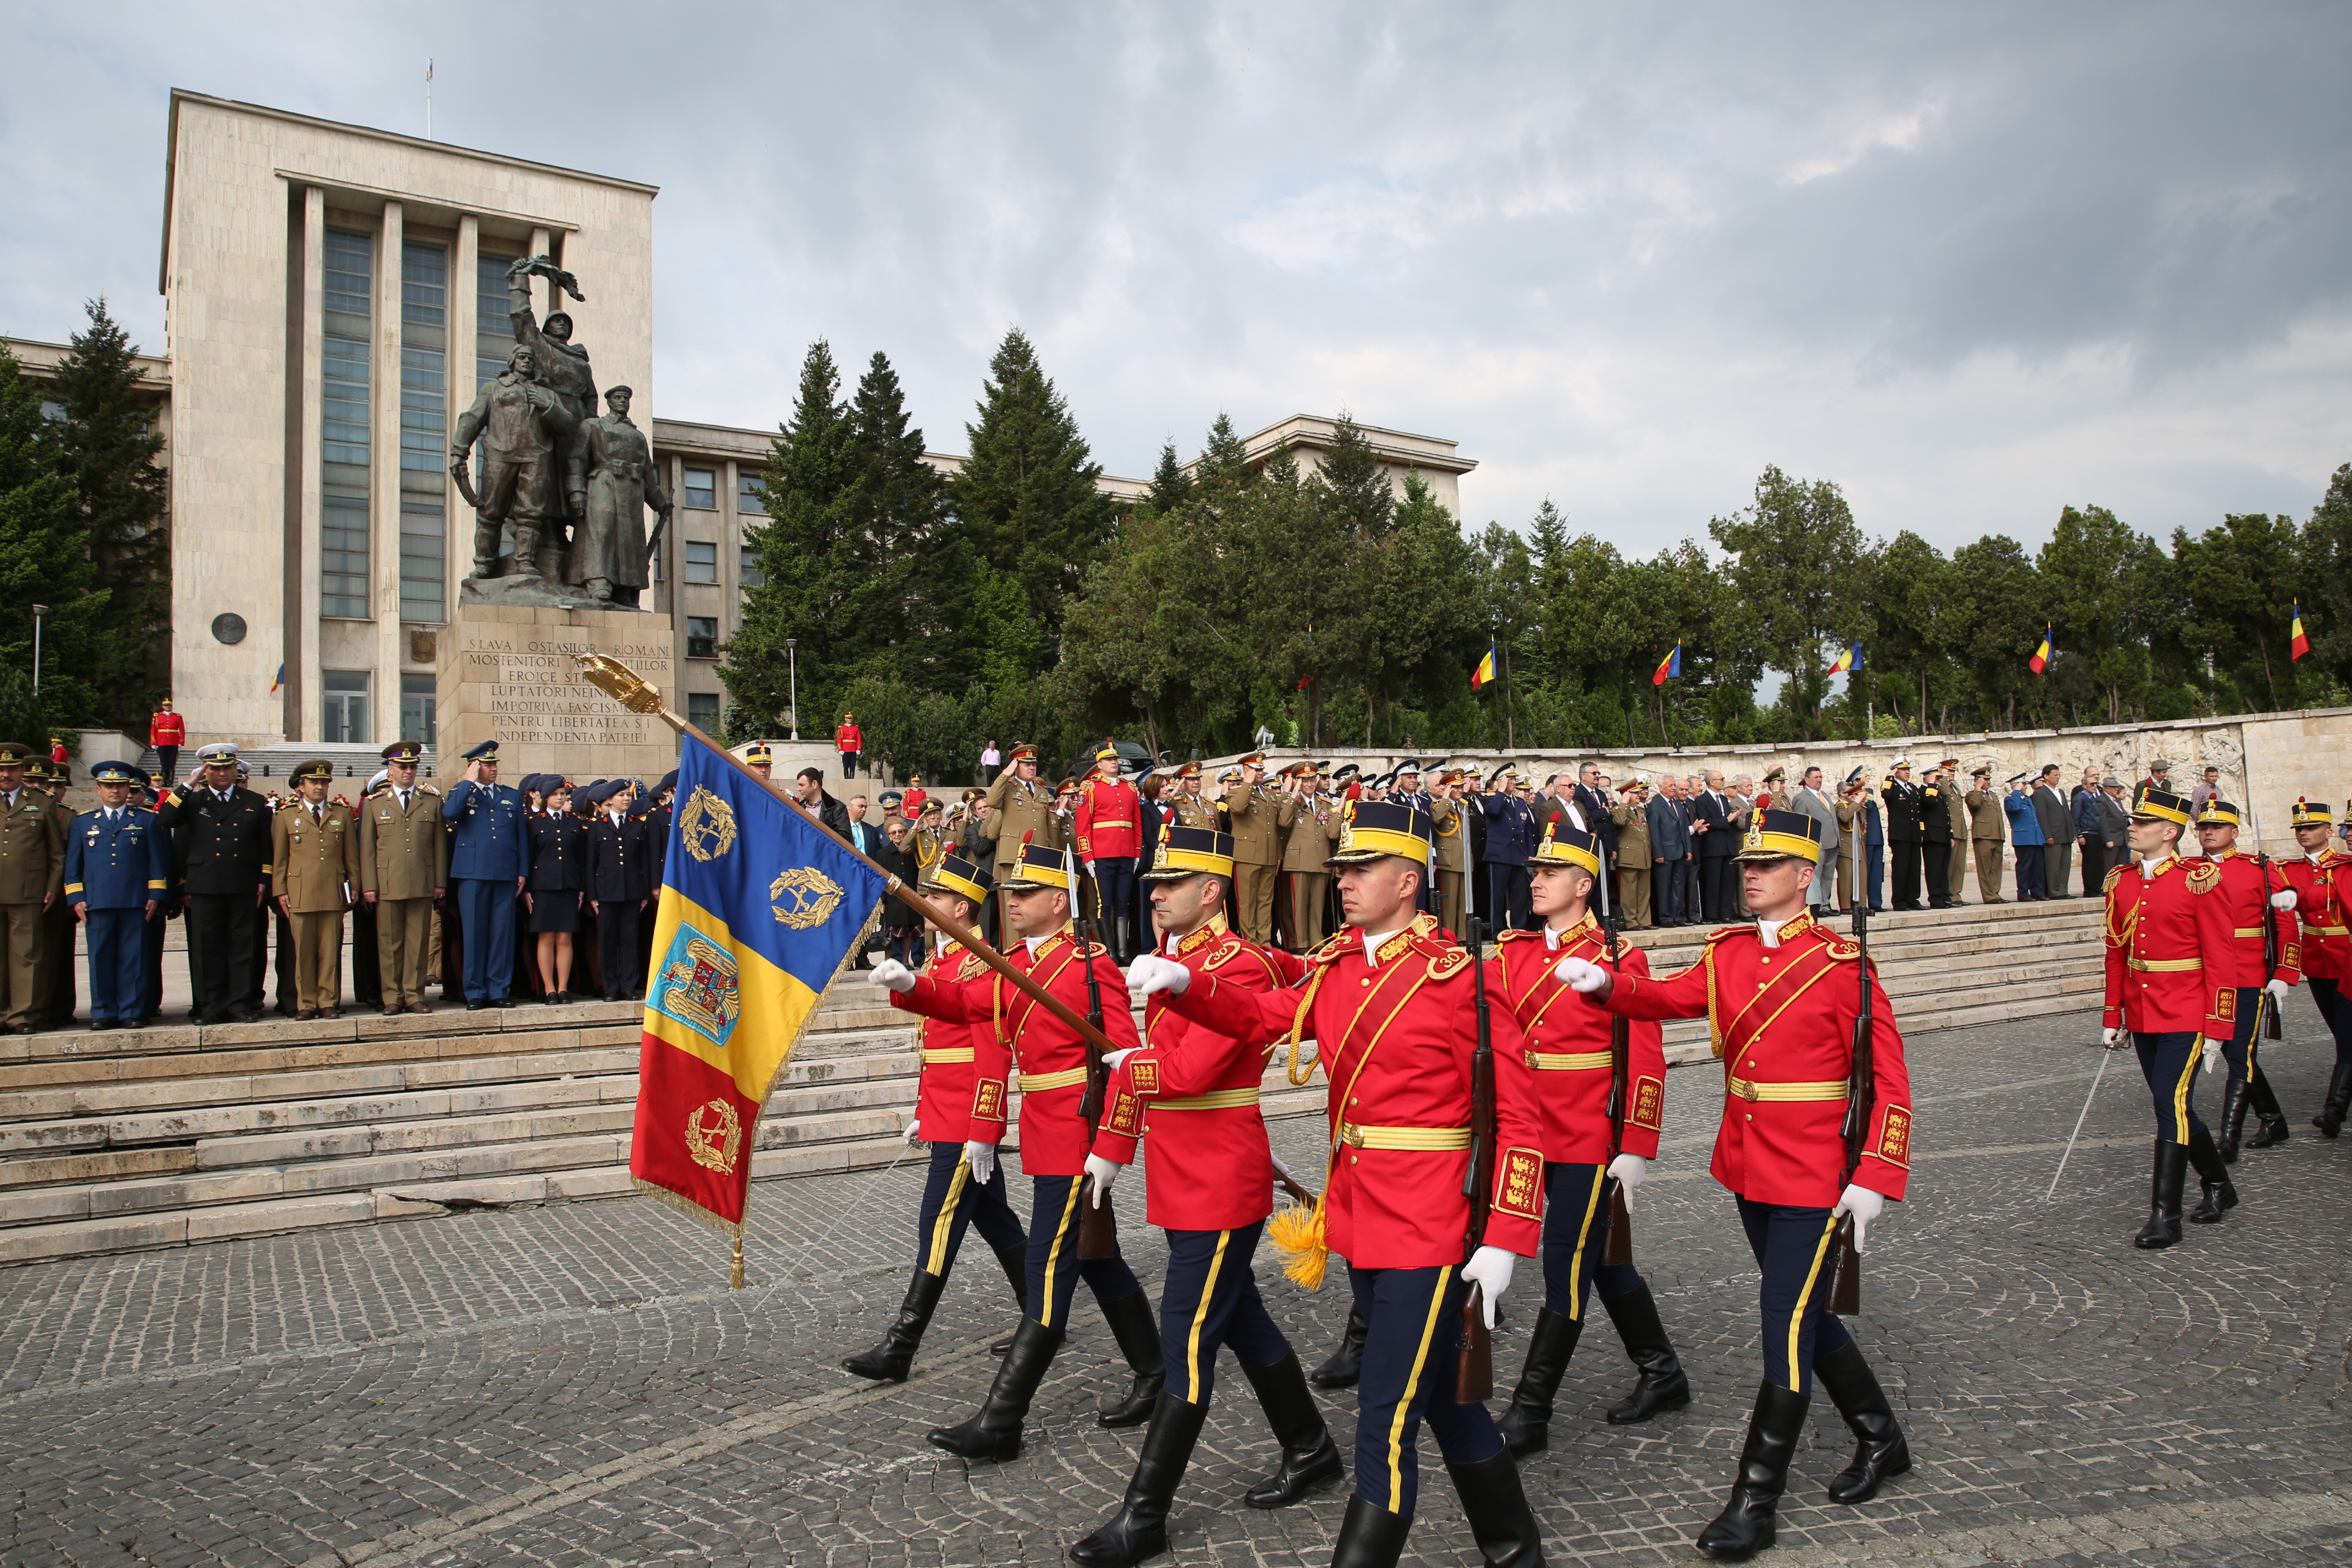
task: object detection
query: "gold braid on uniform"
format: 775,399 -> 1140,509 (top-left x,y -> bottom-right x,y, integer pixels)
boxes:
1284,965 -> 1333,1085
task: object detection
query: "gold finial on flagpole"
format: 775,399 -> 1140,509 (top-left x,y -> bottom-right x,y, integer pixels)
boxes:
575,654 -> 685,733
731,1232 -> 746,1289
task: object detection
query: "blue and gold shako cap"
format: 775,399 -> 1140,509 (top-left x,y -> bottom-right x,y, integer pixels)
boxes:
2196,797 -> 2242,827
2291,795 -> 2336,827
1531,820 -> 1602,876
462,740 -> 499,763
1144,823 -> 1235,881
1000,837 -> 1075,892
2132,788 -> 2192,827
291,758 -> 334,784
742,742 -> 772,765
380,740 -> 424,764
1327,799 -> 1435,866
1737,807 -> 1823,864
922,852 -> 991,905
90,758 -> 147,787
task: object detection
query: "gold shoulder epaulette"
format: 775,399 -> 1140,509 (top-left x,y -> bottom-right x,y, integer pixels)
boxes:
1704,924 -> 1754,946
1428,946 -> 1472,980
1495,927 -> 1540,944
277,798 -> 303,812
163,791 -> 182,807
2103,864 -> 2127,895
2185,860 -> 2223,895
1080,940 -> 1110,959
1202,935 -> 1250,971
419,783 -> 441,796
1305,930 -> 1355,965
954,951 -> 991,982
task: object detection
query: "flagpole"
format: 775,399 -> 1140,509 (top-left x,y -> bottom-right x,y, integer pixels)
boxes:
575,655 -> 1124,1057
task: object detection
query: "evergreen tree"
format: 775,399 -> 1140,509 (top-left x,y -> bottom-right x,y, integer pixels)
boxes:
951,329 -> 1112,647
1146,439 -> 1193,512
2301,464 -> 2352,693
0,344 -> 105,737
1710,466 -> 1868,735
846,350 -> 956,682
1311,414 -> 1395,539
1193,413 -> 1252,503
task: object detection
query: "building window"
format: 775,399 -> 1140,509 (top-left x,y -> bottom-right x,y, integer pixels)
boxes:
399,240 -> 448,624
739,543 -> 765,588
687,692 -> 720,729
477,250 -> 518,388
737,471 -> 766,518
684,540 -> 718,584
325,227 -> 373,317
323,669 -> 371,743
401,673 -> 437,747
682,467 -> 717,510
685,616 -> 717,659
399,497 -> 446,623
322,227 -> 373,619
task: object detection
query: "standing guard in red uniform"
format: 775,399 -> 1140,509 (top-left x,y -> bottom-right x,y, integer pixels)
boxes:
842,853 -> 1028,1384
2189,800 -> 2300,1159
1557,809 -> 1915,1561
1493,823 -> 1687,1458
1075,744 -> 1144,961
875,842 -> 1156,1460
1066,826 -> 1341,1567
1129,801 -> 1548,1568
2279,797 -> 2352,1134
2098,788 -> 2238,1245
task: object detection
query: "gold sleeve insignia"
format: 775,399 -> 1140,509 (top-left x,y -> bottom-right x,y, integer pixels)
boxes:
1630,1076 -> 1664,1131
956,952 -> 991,982
971,1079 -> 1007,1121
2185,861 -> 2223,894
1428,947 -> 1472,981
2103,864 -> 2127,895
1874,1106 -> 1912,1169
2285,943 -> 2302,971
2215,986 -> 2236,1022
1128,1057 -> 1162,1095
1106,1090 -> 1144,1137
1494,1146 -> 1545,1221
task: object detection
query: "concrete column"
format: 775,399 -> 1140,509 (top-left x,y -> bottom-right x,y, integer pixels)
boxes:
450,214 -> 478,635
374,200 -> 405,741
296,186 -> 326,744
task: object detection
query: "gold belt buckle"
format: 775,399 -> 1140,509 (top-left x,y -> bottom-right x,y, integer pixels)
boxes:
1339,1123 -> 1365,1148
1734,1077 -> 1760,1102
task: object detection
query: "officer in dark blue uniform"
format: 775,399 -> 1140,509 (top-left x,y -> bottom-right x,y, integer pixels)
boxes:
64,761 -> 170,1029
154,742 -> 274,1025
1481,762 -> 1540,932
585,780 -> 654,1000
442,740 -> 524,1009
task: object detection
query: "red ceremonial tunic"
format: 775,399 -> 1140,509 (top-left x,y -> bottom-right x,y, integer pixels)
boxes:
2101,854 -> 2236,1038
1495,917 -> 1664,1164
903,938 -> 1015,1145
2197,850 -> 2301,992
835,723 -> 862,753
1073,775 -> 1143,861
891,927 -> 1139,1177
149,711 -> 186,749
1166,914 -> 1545,1268
2280,850 -> 2351,982
1588,913 -> 1913,1207
1094,917 -> 1303,1230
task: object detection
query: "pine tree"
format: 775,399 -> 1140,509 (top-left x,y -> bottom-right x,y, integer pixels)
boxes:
846,351 -> 957,685
0,344 -> 105,741
950,329 -> 1112,647
1311,414 -> 1395,539
1146,439 -> 1193,513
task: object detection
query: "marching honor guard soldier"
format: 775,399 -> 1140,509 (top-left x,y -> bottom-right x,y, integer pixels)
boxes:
1066,826 -> 1343,1566
64,760 -> 168,1030
874,840 -> 1161,1460
359,742 -> 447,1016
1223,751 -> 1289,946
2190,799 -> 2299,1159
1075,744 -> 1144,961
1556,809 -> 1915,1561
843,852 -> 1030,1385
1493,823 -> 1689,1457
1128,800 -> 1548,1568
2279,797 -> 2352,1135
154,743 -> 272,1026
271,760 -> 360,1020
2098,788 -> 2238,1246
443,741 -> 525,1010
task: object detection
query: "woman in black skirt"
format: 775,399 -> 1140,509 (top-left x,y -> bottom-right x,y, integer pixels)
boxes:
526,781 -> 586,1003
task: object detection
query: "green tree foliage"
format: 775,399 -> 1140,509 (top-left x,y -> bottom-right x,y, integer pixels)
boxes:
1709,466 -> 1867,734
0,342 -> 105,742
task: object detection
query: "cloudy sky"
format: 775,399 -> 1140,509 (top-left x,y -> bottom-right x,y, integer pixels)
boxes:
4,2 -> 2348,557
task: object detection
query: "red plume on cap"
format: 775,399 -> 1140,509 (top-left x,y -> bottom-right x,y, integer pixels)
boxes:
1021,829 -> 1035,848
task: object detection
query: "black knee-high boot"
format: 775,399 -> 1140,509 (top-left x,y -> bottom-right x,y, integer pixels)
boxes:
1329,1494 -> 1414,1568
1240,1352 -> 1344,1507
1811,1340 -> 1910,1503
1600,1282 -> 1692,1424
992,1241 -> 1028,1355
1496,1308 -> 1582,1456
2216,1075 -> 2250,1163
2186,1128 -> 2237,1223
2315,1063 -> 2352,1137
930,1316 -> 1063,1461
1695,1382 -> 1811,1561
2132,1139 -> 2187,1250
1312,1300 -> 1369,1389
1445,1450 -> 1547,1567
1097,1289 -> 1166,1428
842,1268 -> 947,1382
1068,1392 -> 1208,1567
2244,1068 -> 2290,1148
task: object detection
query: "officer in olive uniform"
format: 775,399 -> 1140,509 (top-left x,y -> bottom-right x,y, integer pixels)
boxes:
1964,766 -> 2007,905
64,761 -> 169,1029
272,760 -> 361,1019
1431,767 -> 1471,938
1167,762 -> 1217,831
1920,764 -> 1956,910
154,742 -> 274,1025
359,742 -> 448,1015
1223,751 -> 1290,944
442,740 -> 525,1009
982,743 -> 1062,919
1280,764 -> 1341,951
24,760 -> 78,1028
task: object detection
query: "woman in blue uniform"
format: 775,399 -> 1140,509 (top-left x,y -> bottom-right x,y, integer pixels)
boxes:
526,779 -> 584,1004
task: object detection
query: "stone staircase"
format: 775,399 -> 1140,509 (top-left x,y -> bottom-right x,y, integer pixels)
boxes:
0,898 -> 2103,1266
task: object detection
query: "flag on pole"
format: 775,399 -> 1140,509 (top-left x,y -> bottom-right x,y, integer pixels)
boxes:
631,730 -> 886,1231
1471,641 -> 1500,691
2028,623 -> 2053,676
1825,641 -> 1860,676
2291,601 -> 2310,662
269,663 -> 284,696
1651,643 -> 1682,687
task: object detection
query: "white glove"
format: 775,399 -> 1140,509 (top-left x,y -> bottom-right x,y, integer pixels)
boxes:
1833,1184 -> 1887,1253
2101,1027 -> 2125,1049
963,1141 -> 997,1185
1553,955 -> 1608,993
1607,1153 -> 1651,1211
1269,1150 -> 1300,1186
2271,889 -> 2297,910
874,957 -> 917,994
1461,1245 -> 1517,1329
1126,954 -> 1191,997
900,1117 -> 921,1146
1084,1152 -> 1123,1206
2266,978 -> 2292,1002
1102,1047 -> 1140,1071
2202,1036 -> 2226,1074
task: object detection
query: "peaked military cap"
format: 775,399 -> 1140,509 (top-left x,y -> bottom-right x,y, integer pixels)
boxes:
290,759 -> 334,784
1093,743 -> 1120,764
1173,760 -> 1202,779
1007,742 -> 1038,762
1327,799 -> 1436,867
1144,824 -> 1235,881
1531,820 -> 1602,876
381,740 -> 424,764
922,851 -> 990,904
1737,808 -> 1823,864
2131,788 -> 2192,826
1330,763 -> 1360,784
1487,761 -> 1519,786
0,742 -> 32,767
462,740 -> 499,763
90,758 -> 148,788
197,742 -> 240,766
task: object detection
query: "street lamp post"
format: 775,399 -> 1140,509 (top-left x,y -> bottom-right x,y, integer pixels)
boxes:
29,605 -> 47,695
785,638 -> 799,741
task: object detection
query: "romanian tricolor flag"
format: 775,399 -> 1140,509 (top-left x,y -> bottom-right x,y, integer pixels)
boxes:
1652,643 -> 1681,687
2029,623 -> 2053,676
2291,601 -> 2310,662
1825,641 -> 1860,676
1471,641 -> 1500,691
632,731 -> 886,1232
269,663 -> 285,696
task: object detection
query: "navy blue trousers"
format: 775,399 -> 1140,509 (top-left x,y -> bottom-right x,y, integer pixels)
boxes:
1539,1162 -> 1642,1318
454,878 -> 516,1002
82,908 -> 146,1023
1089,858 -> 1136,930
2220,986 -> 2266,1087
1735,1197 -> 1852,1393
1025,1174 -> 1141,1330
912,1139 -> 1025,1278
2013,844 -> 2046,900
2133,1029 -> 2206,1142
2311,978 -> 2352,1066
1157,1222 -> 1291,1404
1348,1262 -> 1502,1516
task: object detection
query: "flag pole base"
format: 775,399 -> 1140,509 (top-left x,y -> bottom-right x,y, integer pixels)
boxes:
731,1234 -> 746,1290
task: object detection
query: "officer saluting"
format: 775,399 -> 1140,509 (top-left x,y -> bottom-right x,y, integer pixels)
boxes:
1129,800 -> 1548,1568
1223,751 -> 1290,946
1166,761 -> 1216,831
984,744 -> 1062,924
271,760 -> 360,1020
358,741 -> 446,1016
64,760 -> 168,1030
1557,809 -> 1915,1561
442,740 -> 524,1009
1880,758 -> 1926,911
154,742 -> 273,1025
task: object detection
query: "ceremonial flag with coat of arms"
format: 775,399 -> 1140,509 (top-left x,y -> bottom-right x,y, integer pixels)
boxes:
631,731 -> 886,1231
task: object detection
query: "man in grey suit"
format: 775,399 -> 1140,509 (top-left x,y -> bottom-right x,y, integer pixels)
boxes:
1790,766 -> 1842,915
2031,764 -> 2075,897
1647,776 -> 1692,925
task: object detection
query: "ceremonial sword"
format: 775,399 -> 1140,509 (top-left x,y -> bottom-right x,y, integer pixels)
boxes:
2046,1046 -> 2116,1202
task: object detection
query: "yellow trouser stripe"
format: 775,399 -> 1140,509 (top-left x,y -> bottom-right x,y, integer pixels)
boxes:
1789,1213 -> 1841,1394
1387,1265 -> 1453,1513
922,1156 -> 972,1276
1038,1177 -> 1085,1328
1526,1050 -> 1613,1071
1183,1231 -> 1231,1403
1564,1166 -> 1605,1324
1019,1065 -> 1089,1093
922,1047 -> 977,1064
1340,1123 -> 1473,1150
1728,1077 -> 1849,1102
2171,1036 -> 2199,1140
1153,1087 -> 1262,1111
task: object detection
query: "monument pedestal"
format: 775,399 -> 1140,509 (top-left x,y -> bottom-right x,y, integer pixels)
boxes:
437,603 -> 679,786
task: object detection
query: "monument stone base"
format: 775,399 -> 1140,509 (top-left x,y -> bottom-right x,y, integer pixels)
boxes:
436,602 -> 679,787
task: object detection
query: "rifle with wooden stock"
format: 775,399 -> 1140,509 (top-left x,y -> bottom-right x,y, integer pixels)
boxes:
1599,865 -> 1635,1268
1071,844 -> 1118,1258
2257,848 -> 2284,1041
1828,897 -> 1875,1314
1458,914 -> 1498,1402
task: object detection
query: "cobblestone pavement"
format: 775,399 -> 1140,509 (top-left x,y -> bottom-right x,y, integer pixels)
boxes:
4,1001 -> 2350,1566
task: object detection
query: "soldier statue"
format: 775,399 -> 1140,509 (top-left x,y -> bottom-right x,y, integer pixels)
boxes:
565,385 -> 672,606
450,343 -> 578,585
